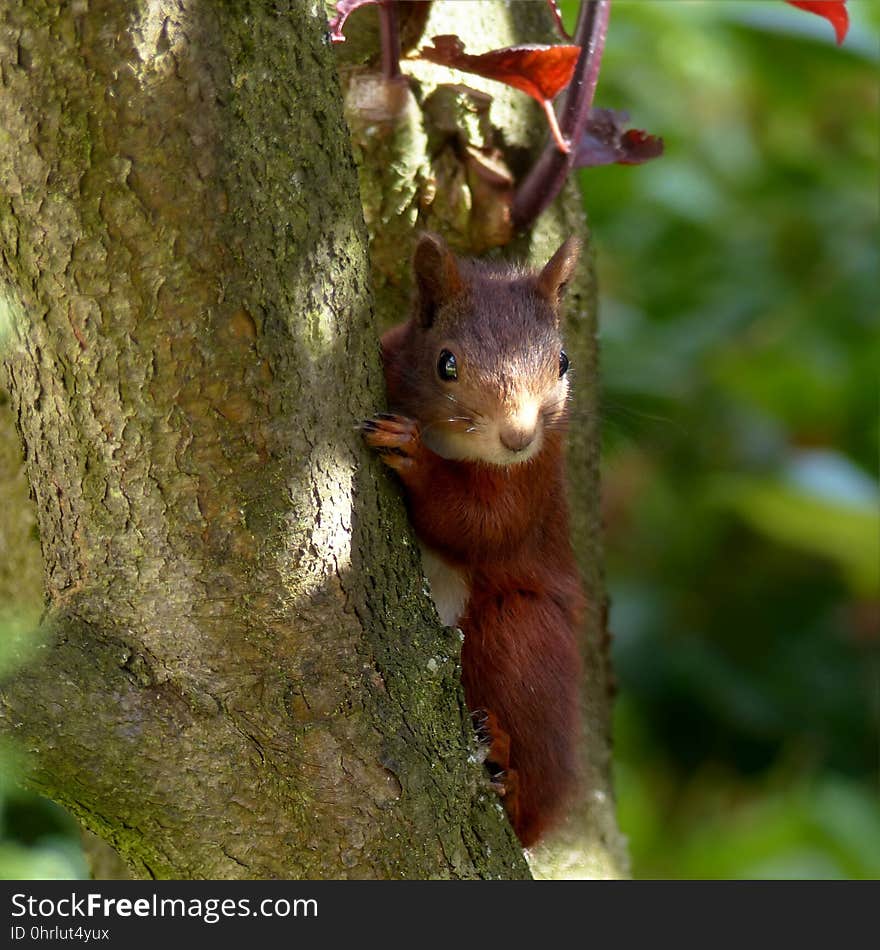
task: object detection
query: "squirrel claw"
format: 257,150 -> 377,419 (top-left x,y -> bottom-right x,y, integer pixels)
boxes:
472,709 -> 521,825
362,413 -> 422,473
472,708 -> 491,742
473,709 -> 512,773
491,767 -> 521,827
489,775 -> 508,797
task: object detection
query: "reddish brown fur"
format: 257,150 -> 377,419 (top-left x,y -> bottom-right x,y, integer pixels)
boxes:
365,237 -> 584,847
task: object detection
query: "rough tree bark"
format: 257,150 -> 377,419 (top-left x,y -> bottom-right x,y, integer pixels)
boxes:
0,0 -> 626,879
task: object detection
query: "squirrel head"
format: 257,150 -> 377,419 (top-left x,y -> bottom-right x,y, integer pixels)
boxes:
399,233 -> 580,467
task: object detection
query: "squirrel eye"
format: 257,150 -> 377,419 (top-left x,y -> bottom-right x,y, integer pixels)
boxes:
559,350 -> 570,378
438,349 -> 458,381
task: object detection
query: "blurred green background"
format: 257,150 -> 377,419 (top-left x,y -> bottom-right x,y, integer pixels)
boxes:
1,0 -> 877,880
0,613 -> 87,878
565,0 -> 879,878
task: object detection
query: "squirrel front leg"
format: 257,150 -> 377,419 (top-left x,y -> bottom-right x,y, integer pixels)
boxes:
362,413 -> 539,562
362,413 -> 476,554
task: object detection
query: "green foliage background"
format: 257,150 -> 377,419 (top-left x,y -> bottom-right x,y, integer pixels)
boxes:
0,614 -> 87,878
565,0 -> 879,878
1,0 -> 877,880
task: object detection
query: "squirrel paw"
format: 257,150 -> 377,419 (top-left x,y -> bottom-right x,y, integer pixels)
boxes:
472,709 -> 511,771
362,413 -> 422,473
492,768 -> 522,834
472,709 -> 521,827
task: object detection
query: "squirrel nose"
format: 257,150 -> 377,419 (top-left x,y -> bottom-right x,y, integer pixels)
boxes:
500,428 -> 535,453
500,398 -> 540,453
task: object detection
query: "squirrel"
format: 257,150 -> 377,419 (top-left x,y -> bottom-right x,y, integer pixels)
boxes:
362,233 -> 585,847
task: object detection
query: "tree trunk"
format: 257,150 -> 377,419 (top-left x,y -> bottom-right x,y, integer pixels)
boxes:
0,390 -> 42,628
0,0 -> 625,878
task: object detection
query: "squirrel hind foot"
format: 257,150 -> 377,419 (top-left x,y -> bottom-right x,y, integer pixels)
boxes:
472,708 -> 530,840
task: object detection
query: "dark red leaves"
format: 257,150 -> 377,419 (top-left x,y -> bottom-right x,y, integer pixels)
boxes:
785,1 -> 849,45
574,108 -> 664,168
420,35 -> 581,152
328,0 -> 379,44
420,36 -> 580,108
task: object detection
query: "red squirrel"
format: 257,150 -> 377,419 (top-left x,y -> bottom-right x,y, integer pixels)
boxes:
363,234 -> 584,847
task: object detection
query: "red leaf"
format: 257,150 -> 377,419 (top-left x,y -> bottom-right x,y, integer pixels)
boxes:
785,1 -> 849,45
420,36 -> 581,152
574,108 -> 664,168
617,129 -> 665,165
421,35 -> 580,102
328,0 -> 380,44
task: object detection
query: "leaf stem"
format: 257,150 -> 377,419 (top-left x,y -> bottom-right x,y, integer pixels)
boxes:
546,0 -> 573,40
378,0 -> 401,80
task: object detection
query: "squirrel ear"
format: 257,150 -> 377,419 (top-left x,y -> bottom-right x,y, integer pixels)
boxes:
536,236 -> 581,309
413,233 -> 463,328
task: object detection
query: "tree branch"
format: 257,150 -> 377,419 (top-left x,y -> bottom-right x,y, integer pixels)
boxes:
378,0 -> 402,79
512,0 -> 611,230
0,0 -> 528,880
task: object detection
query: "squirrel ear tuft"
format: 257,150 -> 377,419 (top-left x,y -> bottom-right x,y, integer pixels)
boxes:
536,236 -> 581,309
413,233 -> 463,328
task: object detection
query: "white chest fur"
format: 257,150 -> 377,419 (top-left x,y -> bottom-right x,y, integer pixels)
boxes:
419,544 -> 470,627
